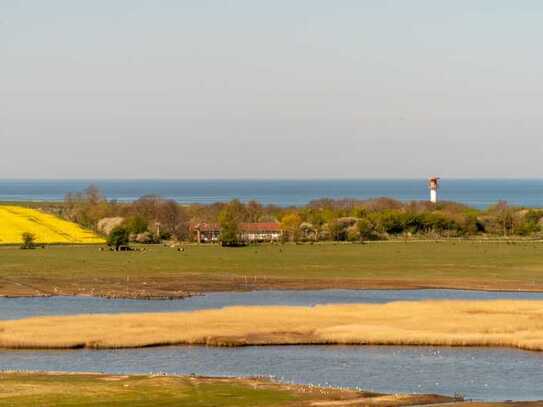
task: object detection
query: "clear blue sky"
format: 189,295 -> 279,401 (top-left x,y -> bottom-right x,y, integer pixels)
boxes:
2,0 -> 543,178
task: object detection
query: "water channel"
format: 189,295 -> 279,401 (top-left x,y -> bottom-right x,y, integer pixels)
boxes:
3,288 -> 543,320
2,289 -> 542,401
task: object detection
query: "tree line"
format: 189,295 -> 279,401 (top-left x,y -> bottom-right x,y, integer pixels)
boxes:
53,185 -> 543,244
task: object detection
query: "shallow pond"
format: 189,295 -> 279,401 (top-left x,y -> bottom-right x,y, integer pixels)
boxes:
3,289 -> 543,320
2,345 -> 542,402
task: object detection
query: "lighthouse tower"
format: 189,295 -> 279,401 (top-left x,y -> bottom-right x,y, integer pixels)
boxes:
428,177 -> 440,204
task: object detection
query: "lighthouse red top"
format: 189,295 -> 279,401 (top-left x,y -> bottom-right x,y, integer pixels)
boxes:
428,176 -> 440,190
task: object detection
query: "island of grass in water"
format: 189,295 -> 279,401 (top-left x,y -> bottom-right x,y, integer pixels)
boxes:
2,300 -> 543,351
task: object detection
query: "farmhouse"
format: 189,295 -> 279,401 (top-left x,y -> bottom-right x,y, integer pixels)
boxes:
240,223 -> 282,242
191,222 -> 282,243
191,223 -> 221,243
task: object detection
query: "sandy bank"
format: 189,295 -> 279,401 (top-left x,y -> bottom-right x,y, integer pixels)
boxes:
3,300 -> 543,351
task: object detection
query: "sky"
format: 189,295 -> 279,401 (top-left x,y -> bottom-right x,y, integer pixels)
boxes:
2,0 -> 543,179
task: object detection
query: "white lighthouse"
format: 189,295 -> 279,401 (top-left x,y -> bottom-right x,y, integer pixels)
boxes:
428,176 -> 440,204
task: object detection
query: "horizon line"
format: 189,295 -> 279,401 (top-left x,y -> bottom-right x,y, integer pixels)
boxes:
1,177 -> 543,182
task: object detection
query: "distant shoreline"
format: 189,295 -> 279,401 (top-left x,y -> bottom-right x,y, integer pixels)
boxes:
2,178 -> 543,208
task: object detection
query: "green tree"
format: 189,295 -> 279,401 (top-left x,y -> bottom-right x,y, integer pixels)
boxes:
280,213 -> 302,241
124,216 -> 148,235
108,226 -> 130,251
218,200 -> 243,247
20,232 -> 36,249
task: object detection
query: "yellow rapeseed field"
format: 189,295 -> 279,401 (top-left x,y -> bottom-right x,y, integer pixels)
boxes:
0,205 -> 104,245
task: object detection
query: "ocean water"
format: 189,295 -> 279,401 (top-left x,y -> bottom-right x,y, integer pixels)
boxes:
0,179 -> 542,208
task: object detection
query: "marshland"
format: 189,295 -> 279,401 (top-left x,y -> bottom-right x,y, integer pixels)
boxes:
5,0 -> 543,404
3,201 -> 543,404
3,300 -> 543,350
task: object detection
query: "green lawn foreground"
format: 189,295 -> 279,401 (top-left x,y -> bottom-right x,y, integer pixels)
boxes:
0,373 -> 300,407
1,241 -> 543,297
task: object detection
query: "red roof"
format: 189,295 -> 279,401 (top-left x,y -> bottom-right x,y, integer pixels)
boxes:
191,223 -> 220,232
240,223 -> 281,232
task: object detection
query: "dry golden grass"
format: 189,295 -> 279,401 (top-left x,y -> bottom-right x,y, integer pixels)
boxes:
3,300 -> 543,351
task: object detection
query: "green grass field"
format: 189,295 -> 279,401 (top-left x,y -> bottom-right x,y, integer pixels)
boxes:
0,373 -> 303,407
0,372 -> 466,407
1,241 -> 543,297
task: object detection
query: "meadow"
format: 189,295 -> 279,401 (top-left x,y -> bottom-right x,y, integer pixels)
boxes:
2,373 -> 537,407
0,206 -> 104,245
0,372 -> 349,407
1,241 -> 543,297
3,300 -> 543,351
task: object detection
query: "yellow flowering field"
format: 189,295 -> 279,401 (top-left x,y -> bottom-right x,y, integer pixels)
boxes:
0,205 -> 105,245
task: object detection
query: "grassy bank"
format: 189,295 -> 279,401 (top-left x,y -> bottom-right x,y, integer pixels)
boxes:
3,300 -> 543,351
1,241 -> 543,298
0,372 -> 457,407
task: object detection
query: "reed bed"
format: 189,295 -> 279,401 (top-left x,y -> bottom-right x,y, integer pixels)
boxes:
2,300 -> 543,351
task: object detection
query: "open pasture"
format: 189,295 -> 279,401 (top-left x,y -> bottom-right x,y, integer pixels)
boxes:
0,372 -> 460,407
1,241 -> 543,297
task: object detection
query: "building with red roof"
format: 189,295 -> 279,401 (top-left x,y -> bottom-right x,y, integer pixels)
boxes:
191,222 -> 282,243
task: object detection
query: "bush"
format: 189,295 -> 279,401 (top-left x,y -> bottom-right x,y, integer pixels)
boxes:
515,210 -> 543,236
107,226 -> 130,250
124,216 -> 148,235
134,231 -> 155,244
371,211 -> 405,234
327,219 -> 346,241
357,218 -> 379,241
20,232 -> 36,249
347,225 -> 360,241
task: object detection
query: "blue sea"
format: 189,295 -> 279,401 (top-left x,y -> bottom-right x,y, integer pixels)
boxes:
0,179 -> 542,208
